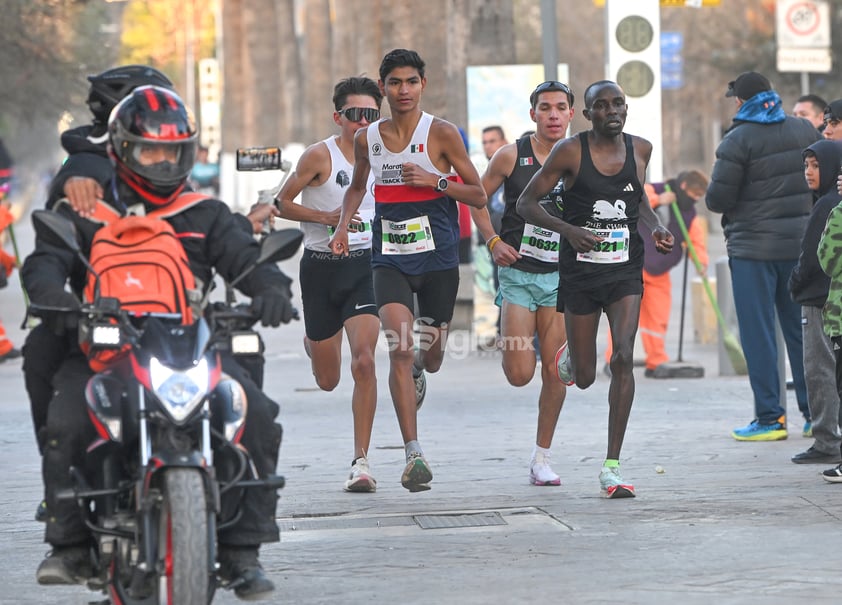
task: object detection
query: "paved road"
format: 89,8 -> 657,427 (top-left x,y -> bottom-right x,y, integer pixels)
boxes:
2,213 -> 841,604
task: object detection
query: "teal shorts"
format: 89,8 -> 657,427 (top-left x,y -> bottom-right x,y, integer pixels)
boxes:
495,265 -> 558,312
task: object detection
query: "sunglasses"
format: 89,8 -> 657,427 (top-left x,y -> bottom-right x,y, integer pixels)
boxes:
338,107 -> 381,123
529,81 -> 574,108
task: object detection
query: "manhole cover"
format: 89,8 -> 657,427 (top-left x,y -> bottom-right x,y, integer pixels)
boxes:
413,511 -> 506,529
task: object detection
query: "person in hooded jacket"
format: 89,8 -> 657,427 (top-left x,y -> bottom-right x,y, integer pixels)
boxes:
706,71 -> 820,442
25,86 -> 292,600
789,139 -> 842,465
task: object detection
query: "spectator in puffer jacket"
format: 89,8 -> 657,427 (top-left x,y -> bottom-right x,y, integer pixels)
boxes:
706,71 -> 820,442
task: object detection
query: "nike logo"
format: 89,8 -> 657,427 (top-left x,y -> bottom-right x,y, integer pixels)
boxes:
355,303 -> 377,310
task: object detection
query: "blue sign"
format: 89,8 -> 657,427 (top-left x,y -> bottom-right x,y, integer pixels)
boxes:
661,31 -> 683,90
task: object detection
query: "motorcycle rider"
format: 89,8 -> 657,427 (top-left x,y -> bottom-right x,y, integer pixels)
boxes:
22,85 -> 294,600
27,65 -> 279,523
27,65 -> 178,463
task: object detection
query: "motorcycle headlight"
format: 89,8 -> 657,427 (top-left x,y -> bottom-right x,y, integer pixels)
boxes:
149,357 -> 209,423
91,324 -> 122,347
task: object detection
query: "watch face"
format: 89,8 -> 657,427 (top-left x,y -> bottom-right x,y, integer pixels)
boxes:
438,177 -> 448,191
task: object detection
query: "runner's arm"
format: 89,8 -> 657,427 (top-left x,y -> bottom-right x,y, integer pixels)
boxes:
276,142 -> 346,227
633,138 -> 673,254
330,130 -> 369,256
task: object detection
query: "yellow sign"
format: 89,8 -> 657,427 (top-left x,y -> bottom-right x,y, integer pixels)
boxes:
594,0 -> 720,5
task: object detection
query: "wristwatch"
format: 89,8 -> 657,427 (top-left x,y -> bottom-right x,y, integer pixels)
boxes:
434,176 -> 449,192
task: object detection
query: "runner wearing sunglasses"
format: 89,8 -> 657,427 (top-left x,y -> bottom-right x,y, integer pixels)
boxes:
276,76 -> 382,492
469,81 -> 574,487
330,49 -> 487,492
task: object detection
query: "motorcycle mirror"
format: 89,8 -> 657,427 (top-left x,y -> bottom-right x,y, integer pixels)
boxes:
255,228 -> 304,265
228,228 -> 303,290
32,210 -> 82,254
32,210 -> 98,277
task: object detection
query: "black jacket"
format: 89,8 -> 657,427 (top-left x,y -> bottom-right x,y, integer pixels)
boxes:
47,124 -> 113,209
24,179 -> 291,312
789,139 -> 842,307
706,115 -> 820,260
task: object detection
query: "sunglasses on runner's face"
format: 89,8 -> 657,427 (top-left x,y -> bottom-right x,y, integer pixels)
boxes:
338,107 -> 380,122
529,81 -> 573,108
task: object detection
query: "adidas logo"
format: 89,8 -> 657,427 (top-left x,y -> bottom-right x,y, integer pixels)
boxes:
623,183 -> 634,192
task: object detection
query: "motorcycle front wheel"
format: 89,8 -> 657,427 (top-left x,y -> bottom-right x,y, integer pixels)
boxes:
157,468 -> 209,605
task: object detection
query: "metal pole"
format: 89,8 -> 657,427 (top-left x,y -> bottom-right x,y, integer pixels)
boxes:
540,0 -> 558,81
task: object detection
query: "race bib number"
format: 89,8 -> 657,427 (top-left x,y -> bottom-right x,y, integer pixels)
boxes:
328,208 -> 374,248
576,227 -> 630,264
381,215 -> 436,255
519,223 -> 560,263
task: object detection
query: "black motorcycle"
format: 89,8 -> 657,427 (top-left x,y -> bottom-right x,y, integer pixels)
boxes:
30,210 -> 301,605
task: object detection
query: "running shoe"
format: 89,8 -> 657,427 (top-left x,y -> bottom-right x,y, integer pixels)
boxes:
529,450 -> 561,486
413,366 -> 427,410
803,421 -> 813,438
731,417 -> 787,441
554,342 -> 574,386
344,456 -> 377,493
401,452 -> 433,492
599,466 -> 635,499
822,463 -> 842,483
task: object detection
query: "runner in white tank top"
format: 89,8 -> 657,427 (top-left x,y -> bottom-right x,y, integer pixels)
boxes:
329,50 -> 487,493
276,77 -> 383,493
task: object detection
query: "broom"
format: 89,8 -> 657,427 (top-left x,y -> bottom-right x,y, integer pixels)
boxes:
668,196 -> 748,375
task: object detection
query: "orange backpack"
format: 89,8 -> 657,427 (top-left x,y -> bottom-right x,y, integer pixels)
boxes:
81,194 -> 207,370
85,215 -> 196,322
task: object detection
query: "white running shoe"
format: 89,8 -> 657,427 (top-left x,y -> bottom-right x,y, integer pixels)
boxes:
344,457 -> 377,493
413,367 -> 427,410
554,342 -> 574,386
529,450 -> 561,486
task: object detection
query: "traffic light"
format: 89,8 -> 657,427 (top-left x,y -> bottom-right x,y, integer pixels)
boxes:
605,0 -> 663,181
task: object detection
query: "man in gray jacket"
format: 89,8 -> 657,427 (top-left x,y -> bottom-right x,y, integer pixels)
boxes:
706,71 -> 820,441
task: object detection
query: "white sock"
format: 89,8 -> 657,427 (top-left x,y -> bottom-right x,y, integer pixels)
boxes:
405,440 -> 423,460
533,445 -> 551,460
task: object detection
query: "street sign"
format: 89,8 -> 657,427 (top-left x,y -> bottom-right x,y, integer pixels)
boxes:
776,47 -> 831,72
776,0 -> 831,73
661,31 -> 683,89
776,0 -> 830,47
594,0 -> 720,5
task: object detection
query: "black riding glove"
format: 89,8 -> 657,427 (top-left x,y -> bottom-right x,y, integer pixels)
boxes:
251,286 -> 295,327
37,290 -> 81,335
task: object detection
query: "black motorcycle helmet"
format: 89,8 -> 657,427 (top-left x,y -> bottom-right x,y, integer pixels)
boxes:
108,85 -> 198,206
87,64 -> 174,126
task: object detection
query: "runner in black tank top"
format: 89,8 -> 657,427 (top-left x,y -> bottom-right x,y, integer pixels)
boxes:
500,135 -> 564,274
560,131 -> 644,290
470,81 -> 573,488
514,80 -> 674,500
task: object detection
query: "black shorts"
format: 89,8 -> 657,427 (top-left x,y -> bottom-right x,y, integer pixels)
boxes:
556,277 -> 643,315
300,248 -> 377,341
372,266 -> 459,327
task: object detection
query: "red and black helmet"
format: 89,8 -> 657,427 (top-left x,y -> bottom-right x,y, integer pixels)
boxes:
108,85 -> 197,206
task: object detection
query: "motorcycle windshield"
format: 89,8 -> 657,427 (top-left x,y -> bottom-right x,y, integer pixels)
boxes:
137,317 -> 211,369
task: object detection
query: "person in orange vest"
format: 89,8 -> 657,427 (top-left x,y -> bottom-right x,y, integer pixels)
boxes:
0,137 -> 21,362
604,170 -> 708,376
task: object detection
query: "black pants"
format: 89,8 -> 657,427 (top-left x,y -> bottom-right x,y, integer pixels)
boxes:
23,323 -> 71,455
42,349 -> 281,547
